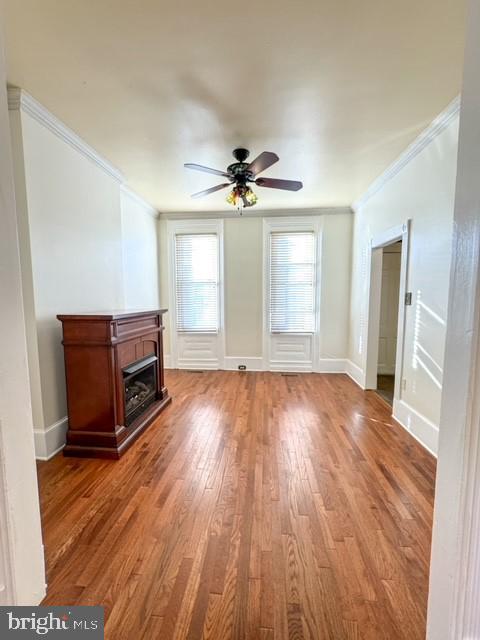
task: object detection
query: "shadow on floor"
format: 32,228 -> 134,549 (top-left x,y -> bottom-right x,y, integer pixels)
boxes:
376,374 -> 394,405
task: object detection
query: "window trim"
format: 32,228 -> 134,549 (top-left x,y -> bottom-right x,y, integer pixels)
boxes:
167,219 -> 225,368
262,216 -> 323,370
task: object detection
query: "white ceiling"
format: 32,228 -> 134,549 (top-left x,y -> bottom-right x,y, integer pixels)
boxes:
3,0 -> 466,212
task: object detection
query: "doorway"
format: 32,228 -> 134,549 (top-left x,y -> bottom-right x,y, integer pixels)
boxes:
364,222 -> 410,410
376,241 -> 402,405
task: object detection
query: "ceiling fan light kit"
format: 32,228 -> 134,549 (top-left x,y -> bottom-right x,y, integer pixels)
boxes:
226,185 -> 258,211
184,148 -> 303,213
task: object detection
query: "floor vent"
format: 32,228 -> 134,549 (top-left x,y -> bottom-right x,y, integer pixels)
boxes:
281,373 -> 299,377
187,370 -> 204,373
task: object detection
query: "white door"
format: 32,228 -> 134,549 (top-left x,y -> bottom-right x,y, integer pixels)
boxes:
168,219 -> 225,369
378,246 -> 401,375
263,217 -> 322,372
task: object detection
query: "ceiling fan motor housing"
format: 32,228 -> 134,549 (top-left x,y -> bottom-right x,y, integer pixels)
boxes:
228,149 -> 254,183
232,147 -> 250,163
227,163 -> 254,183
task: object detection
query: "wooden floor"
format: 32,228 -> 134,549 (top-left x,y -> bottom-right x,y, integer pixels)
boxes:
38,371 -> 436,640
375,375 -> 395,406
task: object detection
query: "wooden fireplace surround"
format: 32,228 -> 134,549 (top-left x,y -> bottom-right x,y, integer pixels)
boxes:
57,309 -> 171,458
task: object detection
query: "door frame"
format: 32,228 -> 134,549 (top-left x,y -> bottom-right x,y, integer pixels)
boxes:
0,23 -> 46,604
364,220 -> 410,404
427,1 -> 480,635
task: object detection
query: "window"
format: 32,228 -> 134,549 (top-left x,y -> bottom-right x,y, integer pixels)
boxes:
174,233 -> 219,332
269,231 -> 316,333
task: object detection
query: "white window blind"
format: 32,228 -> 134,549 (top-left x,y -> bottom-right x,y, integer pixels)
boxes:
269,231 -> 316,333
175,233 -> 219,332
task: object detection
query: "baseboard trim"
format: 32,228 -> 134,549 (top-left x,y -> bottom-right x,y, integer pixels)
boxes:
315,358 -> 348,373
223,357 -> 264,371
269,361 -> 313,373
378,365 -> 395,375
163,355 -> 221,370
34,416 -> 68,460
345,360 -> 366,389
166,356 -> 351,374
176,360 -> 220,370
393,398 -> 439,456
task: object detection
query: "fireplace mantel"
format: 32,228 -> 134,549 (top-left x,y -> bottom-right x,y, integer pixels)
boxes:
57,309 -> 171,458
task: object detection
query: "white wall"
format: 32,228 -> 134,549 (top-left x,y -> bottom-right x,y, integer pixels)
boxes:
224,217 -> 263,357
9,92 -> 160,459
0,26 -> 45,603
319,213 -> 353,361
121,187 -> 160,309
349,106 -> 459,454
161,211 -> 353,369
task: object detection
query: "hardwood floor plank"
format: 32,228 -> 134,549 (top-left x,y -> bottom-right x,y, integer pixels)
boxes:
38,371 -> 435,639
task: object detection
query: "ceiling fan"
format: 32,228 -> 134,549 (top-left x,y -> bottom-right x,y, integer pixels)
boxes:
184,148 -> 303,211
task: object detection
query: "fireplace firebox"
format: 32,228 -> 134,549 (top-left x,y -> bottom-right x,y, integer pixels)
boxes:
123,355 -> 158,427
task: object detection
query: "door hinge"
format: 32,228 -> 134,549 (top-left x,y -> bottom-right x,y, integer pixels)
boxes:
405,292 -> 412,306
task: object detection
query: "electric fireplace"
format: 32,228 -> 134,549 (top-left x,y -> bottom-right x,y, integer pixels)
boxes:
57,309 -> 171,458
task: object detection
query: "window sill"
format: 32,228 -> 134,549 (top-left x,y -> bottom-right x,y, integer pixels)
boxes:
270,331 -> 315,336
177,330 -> 219,335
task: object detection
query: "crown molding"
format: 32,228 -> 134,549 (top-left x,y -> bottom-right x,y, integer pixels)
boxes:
353,95 -> 461,211
120,185 -> 159,219
159,206 -> 352,220
7,87 -> 124,183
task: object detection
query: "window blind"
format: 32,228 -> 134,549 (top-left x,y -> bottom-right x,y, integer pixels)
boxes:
175,233 -> 219,332
269,231 -> 316,333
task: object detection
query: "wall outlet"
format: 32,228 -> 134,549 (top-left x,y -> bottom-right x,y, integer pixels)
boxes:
238,365 -> 247,371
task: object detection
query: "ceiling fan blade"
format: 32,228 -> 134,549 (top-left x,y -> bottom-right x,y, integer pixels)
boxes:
184,163 -> 231,178
191,183 -> 231,199
255,177 -> 303,191
247,151 -> 279,176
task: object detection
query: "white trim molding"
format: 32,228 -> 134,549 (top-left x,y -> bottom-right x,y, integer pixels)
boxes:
353,96 -> 461,211
393,399 -> 439,456
268,360 -> 314,373
345,360 -> 366,388
7,89 -> 159,220
166,355 -> 347,374
33,417 -> 68,461
160,207 -> 352,220
8,88 -> 124,183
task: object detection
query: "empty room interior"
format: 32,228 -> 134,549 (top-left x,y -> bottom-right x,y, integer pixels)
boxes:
3,1 -> 480,639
